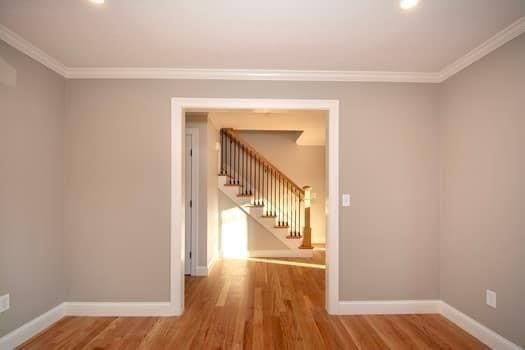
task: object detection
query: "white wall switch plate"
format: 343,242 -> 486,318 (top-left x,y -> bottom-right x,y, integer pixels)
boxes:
486,290 -> 497,308
342,194 -> 351,207
0,294 -> 9,313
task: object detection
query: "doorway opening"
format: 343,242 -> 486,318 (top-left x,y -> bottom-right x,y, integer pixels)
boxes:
172,98 -> 340,315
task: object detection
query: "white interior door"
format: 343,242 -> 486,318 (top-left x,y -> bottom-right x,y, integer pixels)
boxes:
184,134 -> 193,275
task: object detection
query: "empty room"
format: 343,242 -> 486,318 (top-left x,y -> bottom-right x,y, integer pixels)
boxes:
0,0 -> 524,349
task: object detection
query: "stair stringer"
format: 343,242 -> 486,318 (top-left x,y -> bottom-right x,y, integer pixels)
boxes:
218,176 -> 312,257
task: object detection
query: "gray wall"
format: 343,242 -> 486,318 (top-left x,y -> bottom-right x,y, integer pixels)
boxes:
238,131 -> 327,244
64,78 -> 440,302
439,33 -> 525,347
0,41 -> 66,336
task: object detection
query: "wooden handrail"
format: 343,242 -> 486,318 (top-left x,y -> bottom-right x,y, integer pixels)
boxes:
223,128 -> 305,197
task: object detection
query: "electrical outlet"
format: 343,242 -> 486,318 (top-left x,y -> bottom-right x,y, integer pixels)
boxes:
486,290 -> 496,308
0,294 -> 9,313
342,194 -> 351,207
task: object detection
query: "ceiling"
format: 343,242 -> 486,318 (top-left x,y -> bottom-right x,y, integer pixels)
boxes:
0,0 -> 524,76
207,110 -> 327,146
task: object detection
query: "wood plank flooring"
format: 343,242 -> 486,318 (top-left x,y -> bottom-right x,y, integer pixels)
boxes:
19,251 -> 488,349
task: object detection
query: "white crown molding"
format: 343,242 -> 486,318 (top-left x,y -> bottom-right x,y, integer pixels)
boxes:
65,67 -> 441,83
438,16 -> 525,82
0,24 -> 67,77
1,17 -> 524,82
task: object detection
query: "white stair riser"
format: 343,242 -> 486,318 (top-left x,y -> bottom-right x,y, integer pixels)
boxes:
218,176 -> 308,253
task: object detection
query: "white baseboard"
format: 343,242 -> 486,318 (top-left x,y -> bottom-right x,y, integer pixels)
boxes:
337,299 -> 441,315
440,302 -> 521,350
337,299 -> 521,350
64,302 -> 175,317
0,303 -> 65,350
3,299 -> 520,350
195,253 -> 219,276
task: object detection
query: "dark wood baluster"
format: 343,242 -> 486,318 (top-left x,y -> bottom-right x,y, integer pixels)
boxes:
296,191 -> 299,236
279,175 -> 283,226
228,138 -> 232,184
277,173 -> 280,225
292,188 -> 297,236
242,146 -> 245,194
287,182 -> 290,232
257,157 -> 260,205
252,155 -> 255,201
233,140 -> 236,185
264,165 -> 267,213
299,198 -> 302,237
219,130 -> 223,174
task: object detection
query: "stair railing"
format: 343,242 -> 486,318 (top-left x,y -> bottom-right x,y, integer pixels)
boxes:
219,128 -> 313,249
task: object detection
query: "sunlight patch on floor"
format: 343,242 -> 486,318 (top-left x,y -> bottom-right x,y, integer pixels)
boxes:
247,257 -> 326,269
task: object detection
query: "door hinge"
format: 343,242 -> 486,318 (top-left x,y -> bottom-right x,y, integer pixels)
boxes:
189,199 -> 192,208
190,149 -> 193,156
189,251 -> 192,259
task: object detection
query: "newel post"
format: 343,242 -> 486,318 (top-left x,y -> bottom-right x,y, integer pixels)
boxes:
299,186 -> 313,249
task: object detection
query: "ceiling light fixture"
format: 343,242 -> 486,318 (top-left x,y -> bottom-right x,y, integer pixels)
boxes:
89,0 -> 104,4
400,0 -> 419,10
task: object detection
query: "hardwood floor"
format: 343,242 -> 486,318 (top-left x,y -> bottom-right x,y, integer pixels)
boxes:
19,251 -> 487,349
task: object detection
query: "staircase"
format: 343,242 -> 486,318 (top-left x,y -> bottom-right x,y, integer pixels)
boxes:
218,128 -> 313,257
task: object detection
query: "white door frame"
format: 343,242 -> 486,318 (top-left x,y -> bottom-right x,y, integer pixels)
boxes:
185,128 -> 199,276
170,98 -> 340,315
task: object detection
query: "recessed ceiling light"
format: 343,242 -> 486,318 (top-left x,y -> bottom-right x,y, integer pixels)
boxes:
400,0 -> 419,10
89,0 -> 104,4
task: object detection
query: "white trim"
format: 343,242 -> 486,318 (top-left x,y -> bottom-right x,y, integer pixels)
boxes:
3,299 -> 521,349
171,98 -> 340,315
248,250 -> 314,258
63,302 -> 175,317
2,17 -> 524,83
65,67 -> 440,83
0,303 -> 65,350
194,266 -> 209,276
326,99 -> 340,315
440,302 -> 522,350
194,254 -> 219,276
170,99 -> 185,316
337,300 -> 441,315
438,17 -> 525,82
0,24 -> 67,77
185,127 -> 200,276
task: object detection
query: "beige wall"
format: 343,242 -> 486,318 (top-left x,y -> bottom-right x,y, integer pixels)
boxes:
0,41 -> 66,335
439,33 -> 525,347
206,120 -> 219,265
238,131 -> 326,244
64,78 -> 440,302
2,32 -> 523,345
